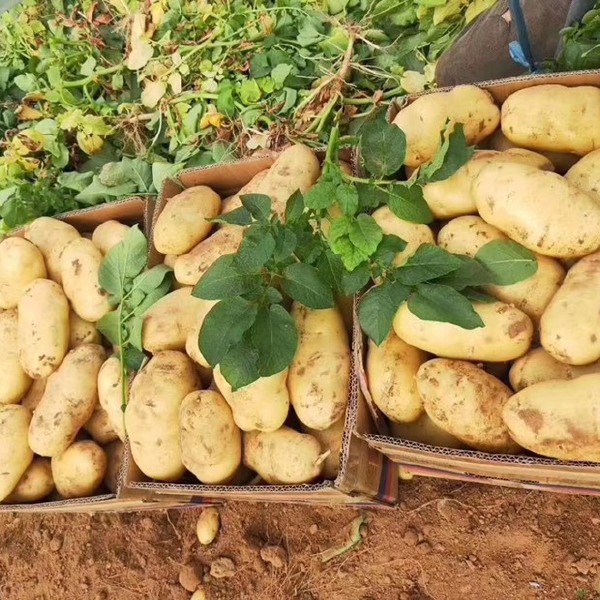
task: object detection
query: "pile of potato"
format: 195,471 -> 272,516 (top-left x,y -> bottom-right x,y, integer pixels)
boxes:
367,83 -> 600,463
0,218 -> 131,504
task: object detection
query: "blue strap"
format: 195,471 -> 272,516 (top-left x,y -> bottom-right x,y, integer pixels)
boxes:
509,0 -> 536,72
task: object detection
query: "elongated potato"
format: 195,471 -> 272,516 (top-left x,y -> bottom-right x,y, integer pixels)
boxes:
0,237 -> 47,309
103,440 -> 124,493
28,344 -> 106,457
565,148 -> 600,204
288,304 -> 351,430
473,162 -> 600,258
18,279 -> 70,379
243,426 -> 325,484
221,170 -> 269,214
366,333 -> 428,423
180,390 -> 242,484
84,405 -> 119,444
392,85 -> 500,167
126,351 -> 199,481
69,311 -> 101,348
503,374 -> 600,461
417,359 -> 520,453
0,310 -> 31,404
92,220 -> 130,254
393,301 -> 533,361
213,366 -> 290,432
185,298 -> 218,368
4,457 -> 54,504
0,405 -> 33,501
97,356 -> 127,441
51,440 -> 107,498
24,217 -> 80,284
20,377 -> 46,412
502,84 -> 600,156
390,413 -> 466,449
300,417 -> 345,479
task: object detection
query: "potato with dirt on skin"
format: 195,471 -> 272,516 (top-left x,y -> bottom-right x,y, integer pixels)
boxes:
300,416 -> 345,480
390,413 -> 466,449
51,440 -> 107,499
103,440 -> 124,493
185,298 -> 218,368
503,374 -> 600,462
180,390 -> 242,484
565,148 -> 600,204
18,279 -> 70,379
4,457 -> 54,504
0,310 -> 32,404
98,356 -> 127,441
126,351 -> 199,481
244,426 -> 326,485
92,220 -> 130,254
417,359 -> 520,454
28,344 -> 107,457
220,170 -> 269,215
84,405 -> 119,445
0,237 -> 47,309
20,378 -> 46,412
0,405 -> 33,502
69,311 -> 102,348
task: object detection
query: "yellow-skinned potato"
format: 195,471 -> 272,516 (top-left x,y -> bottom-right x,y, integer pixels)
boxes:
154,186 -> 221,255
0,405 -> 33,501
220,170 -> 269,215
69,311 -> 101,348
390,413 -> 466,449
126,351 -> 199,481
18,279 -> 70,379
366,333 -> 428,423
438,216 -> 565,322
0,310 -> 32,404
372,206 -> 435,266
541,252 -> 600,365
92,220 -> 130,254
243,426 -> 325,484
473,162 -> 600,258
28,344 -> 106,457
300,417 -> 345,479
180,390 -> 242,484
393,301 -> 533,361
417,359 -> 520,453
501,84 -> 600,156
4,457 -> 54,504
103,440 -> 123,493
51,440 -> 107,498
392,85 -> 500,167
84,405 -> 119,445
565,148 -> 600,204
503,374 -> 600,461
213,366 -> 290,432
185,298 -> 218,368
24,217 -> 80,284
98,356 -> 127,441
20,377 -> 46,412
0,237 -> 47,309
288,304 -> 351,430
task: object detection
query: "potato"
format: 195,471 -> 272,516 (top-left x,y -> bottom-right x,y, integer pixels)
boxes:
0,405 -> 33,501
417,359 -> 520,453
180,390 -> 242,484
0,310 -> 31,404
565,149 -> 600,204
24,217 -> 80,284
84,405 -> 119,444
97,356 -> 127,441
196,507 -> 220,545
51,440 -> 107,498
0,237 -> 47,309
392,85 -> 500,167
366,333 -> 428,423
69,311 -> 101,348
126,351 -> 199,481
437,216 -> 565,322
18,279 -> 70,379
154,186 -> 221,255
221,170 -> 269,215
28,344 -> 106,457
389,413 -> 466,449
371,206 -> 435,266
4,457 -> 54,504
300,417 -> 345,479
103,440 -> 124,493
164,253 -> 178,268
92,220 -> 130,254
503,374 -> 600,461
393,300 -> 533,361
288,304 -> 351,430
20,377 -> 46,412
472,162 -> 600,258
185,298 -> 218,368
60,237 -> 111,322
540,252 -> 600,365
243,426 -> 325,484
213,366 -> 289,432
501,84 -> 600,156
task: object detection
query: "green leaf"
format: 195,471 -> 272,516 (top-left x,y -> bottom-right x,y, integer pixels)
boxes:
317,250 -> 345,293
387,184 -> 434,224
341,263 -> 371,296
373,234 -> 408,266
304,180 -> 338,210
235,226 -> 276,272
14,73 -> 38,92
272,228 -> 297,263
126,317 -> 144,351
219,336 -> 260,391
348,214 -> 383,256
360,113 -> 406,177
152,162 -> 183,192
285,190 -> 305,223
47,65 -> 62,88
433,256 -> 495,290
134,279 -> 173,316
239,79 -> 262,105
249,54 -> 271,78
132,263 -> 173,294
80,56 -> 97,76
463,287 -> 497,303
281,263 -> 335,309
57,171 -> 94,193
212,207 -> 253,226
193,255 -> 262,300
356,182 -> 387,210
122,347 -> 147,372
266,287 -> 283,303
96,311 -> 120,347
396,245 -> 463,285
241,193 -> 271,222
76,177 -> 137,205
408,284 -> 484,329
123,158 -> 153,193
337,182 -> 359,216
271,63 -> 292,88
475,240 -> 538,286
330,236 -> 369,271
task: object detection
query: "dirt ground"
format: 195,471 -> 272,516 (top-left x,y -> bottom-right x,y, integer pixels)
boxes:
1,477 -> 599,600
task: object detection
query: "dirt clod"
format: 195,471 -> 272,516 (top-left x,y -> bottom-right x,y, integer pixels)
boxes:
179,562 -> 202,592
49,537 -> 63,552
210,557 -> 236,579
403,528 -> 420,547
309,524 -> 318,535
260,544 -> 287,568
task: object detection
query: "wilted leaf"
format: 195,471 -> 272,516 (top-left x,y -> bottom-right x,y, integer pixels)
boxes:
141,80 -> 167,108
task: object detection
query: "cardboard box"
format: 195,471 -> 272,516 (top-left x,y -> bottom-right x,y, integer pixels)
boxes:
356,70 -> 600,494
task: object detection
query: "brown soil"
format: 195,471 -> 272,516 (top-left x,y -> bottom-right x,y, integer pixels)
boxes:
1,478 -> 599,600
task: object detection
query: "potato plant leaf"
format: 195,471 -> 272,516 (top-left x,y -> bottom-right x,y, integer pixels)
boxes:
219,336 -> 260,391
475,240 -> 538,285
396,244 -> 463,286
360,113 -> 407,178
281,263 -> 335,309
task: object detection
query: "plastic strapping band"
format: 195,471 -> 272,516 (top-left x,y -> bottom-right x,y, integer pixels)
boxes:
508,0 -> 536,72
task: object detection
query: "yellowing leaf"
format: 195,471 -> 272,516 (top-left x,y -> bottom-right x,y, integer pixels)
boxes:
127,12 -> 154,70
433,0 -> 464,25
82,115 -> 113,136
141,80 -> 167,108
465,0 -> 497,24
150,2 -> 165,26
200,106 -> 224,129
58,109 -> 84,131
400,70 -> 428,94
18,106 -> 44,121
77,131 -> 104,155
12,137 -> 35,156
168,72 -> 182,94
131,11 -> 146,40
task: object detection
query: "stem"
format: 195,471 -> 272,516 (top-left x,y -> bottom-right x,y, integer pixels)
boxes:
63,64 -> 123,88
117,303 -> 128,425
343,173 -> 393,186
325,123 -> 340,165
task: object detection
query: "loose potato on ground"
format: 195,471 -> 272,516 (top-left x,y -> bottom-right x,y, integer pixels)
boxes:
154,186 -> 221,255
28,344 -> 106,457
84,406 -> 119,444
503,374 -> 600,461
366,333 -> 428,423
565,148 -> 600,204
393,301 -> 533,362
0,405 -> 33,501
20,378 -> 46,411
4,457 -> 54,504
0,237 -> 47,309
18,279 -> 70,379
300,417 -> 345,479
180,390 -> 241,484
288,304 -> 351,430
51,440 -> 107,498
0,310 -> 31,404
185,298 -> 218,368
92,220 -> 130,254
126,351 -> 199,481
473,162 -> 600,258
417,359 -> 520,453
69,311 -> 101,348
389,413 -> 466,449
98,356 -> 127,441
243,426 -> 325,484
501,84 -> 600,156
196,507 -> 220,545
103,440 -> 124,493
392,85 -> 500,167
